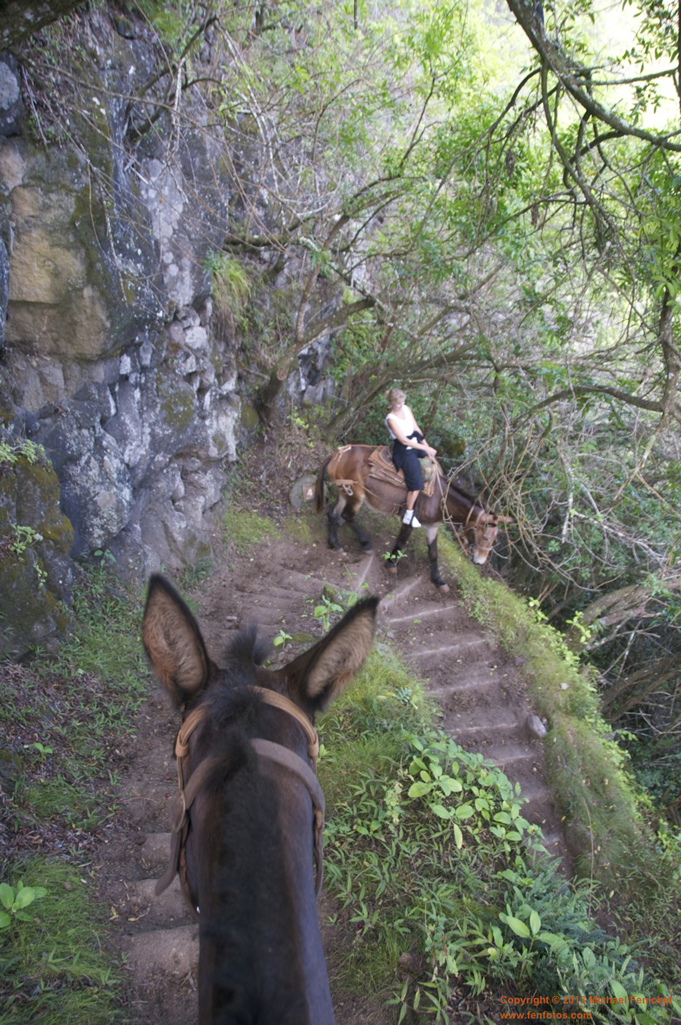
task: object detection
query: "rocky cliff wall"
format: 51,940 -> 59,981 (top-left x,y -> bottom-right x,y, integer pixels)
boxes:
0,8 -> 243,656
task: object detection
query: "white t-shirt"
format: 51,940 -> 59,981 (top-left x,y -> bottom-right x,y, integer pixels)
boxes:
386,408 -> 418,445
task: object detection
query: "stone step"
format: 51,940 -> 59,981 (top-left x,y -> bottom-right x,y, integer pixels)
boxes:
448,721 -> 525,744
334,556 -> 377,593
387,603 -> 458,626
122,923 -> 199,976
239,584 -> 313,604
410,637 -> 493,665
537,830 -> 567,857
138,831 -> 173,871
125,877 -> 195,927
407,639 -> 489,662
261,569 -> 330,594
379,578 -> 426,612
486,742 -> 541,767
125,784 -> 176,828
523,791 -> 559,829
429,677 -> 499,698
234,608 -> 289,628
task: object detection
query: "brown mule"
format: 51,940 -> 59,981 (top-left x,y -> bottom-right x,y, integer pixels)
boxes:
142,575 -> 378,1024
315,444 -> 510,592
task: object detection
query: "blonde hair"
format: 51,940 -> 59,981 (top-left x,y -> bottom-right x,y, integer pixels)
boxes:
387,388 -> 406,408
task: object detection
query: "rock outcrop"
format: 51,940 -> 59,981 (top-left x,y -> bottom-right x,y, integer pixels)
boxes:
0,8 -> 240,654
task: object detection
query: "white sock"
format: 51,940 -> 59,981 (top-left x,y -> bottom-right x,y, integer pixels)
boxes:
403,509 -> 421,527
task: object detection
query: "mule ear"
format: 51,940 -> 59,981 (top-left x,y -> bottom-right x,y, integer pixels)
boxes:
142,574 -> 210,706
283,597 -> 378,712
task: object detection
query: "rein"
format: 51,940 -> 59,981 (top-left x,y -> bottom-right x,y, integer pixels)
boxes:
155,688 -> 325,912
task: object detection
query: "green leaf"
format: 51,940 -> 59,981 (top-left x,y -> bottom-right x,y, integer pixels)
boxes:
455,803 -> 474,819
610,979 -> 628,1001
430,803 -> 453,819
0,884 -> 15,910
504,915 -> 531,938
0,911 -> 11,929
529,910 -> 541,935
453,823 -> 463,849
13,887 -> 39,910
581,945 -> 597,968
438,775 -> 463,795
408,781 -> 431,799
537,931 -> 569,953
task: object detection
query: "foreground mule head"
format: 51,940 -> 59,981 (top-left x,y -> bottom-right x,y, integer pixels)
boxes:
142,574 -> 378,1025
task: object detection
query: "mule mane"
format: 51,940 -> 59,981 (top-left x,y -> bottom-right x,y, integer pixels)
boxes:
222,623 -> 271,670
191,628 -> 306,1022
443,475 -> 490,515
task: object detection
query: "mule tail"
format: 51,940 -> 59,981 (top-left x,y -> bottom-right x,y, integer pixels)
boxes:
314,455 -> 333,514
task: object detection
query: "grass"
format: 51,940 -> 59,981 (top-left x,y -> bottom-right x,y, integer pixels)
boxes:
318,638 -> 681,1024
0,559 -> 148,1024
223,507 -> 280,553
0,861 -> 118,1025
437,536 -> 649,880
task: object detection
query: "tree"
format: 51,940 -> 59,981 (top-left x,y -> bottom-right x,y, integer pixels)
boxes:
210,0 -> 513,421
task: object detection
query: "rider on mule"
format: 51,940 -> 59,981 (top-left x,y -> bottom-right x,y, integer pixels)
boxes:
385,388 -> 438,529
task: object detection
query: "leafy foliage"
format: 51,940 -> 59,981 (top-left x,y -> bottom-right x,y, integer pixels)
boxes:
0,561 -> 144,1022
319,648 -> 681,1023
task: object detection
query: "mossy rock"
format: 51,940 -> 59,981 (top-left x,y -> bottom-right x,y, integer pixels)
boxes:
0,444 -> 73,658
155,361 -> 197,434
241,404 -> 260,430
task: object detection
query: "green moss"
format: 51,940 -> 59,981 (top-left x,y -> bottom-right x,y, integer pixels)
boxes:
223,507 -> 280,553
241,404 -> 260,429
0,442 -> 72,656
283,515 -> 313,544
439,535 -> 658,892
0,555 -> 69,657
156,363 -> 196,432
14,456 -> 74,552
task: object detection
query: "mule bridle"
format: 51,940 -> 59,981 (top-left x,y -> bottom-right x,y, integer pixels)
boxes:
155,687 -> 326,914
440,479 -> 494,557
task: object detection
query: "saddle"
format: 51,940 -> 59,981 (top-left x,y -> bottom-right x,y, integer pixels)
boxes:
367,445 -> 440,497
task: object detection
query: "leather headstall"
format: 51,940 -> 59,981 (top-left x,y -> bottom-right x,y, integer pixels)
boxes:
155,687 -> 325,914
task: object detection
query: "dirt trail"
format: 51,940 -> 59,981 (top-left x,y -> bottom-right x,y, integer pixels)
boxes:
102,510 -> 567,1024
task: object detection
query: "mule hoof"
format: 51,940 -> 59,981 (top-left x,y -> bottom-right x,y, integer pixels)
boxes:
386,564 -> 397,575
438,583 -> 450,594
361,542 -> 373,552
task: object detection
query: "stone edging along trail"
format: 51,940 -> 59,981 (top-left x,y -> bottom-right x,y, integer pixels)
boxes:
100,521 -> 568,1025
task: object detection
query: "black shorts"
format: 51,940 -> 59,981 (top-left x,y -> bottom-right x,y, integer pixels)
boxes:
392,433 -> 426,491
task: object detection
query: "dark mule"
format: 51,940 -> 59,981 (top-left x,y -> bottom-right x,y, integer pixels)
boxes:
315,444 -> 509,592
142,575 -> 378,1025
